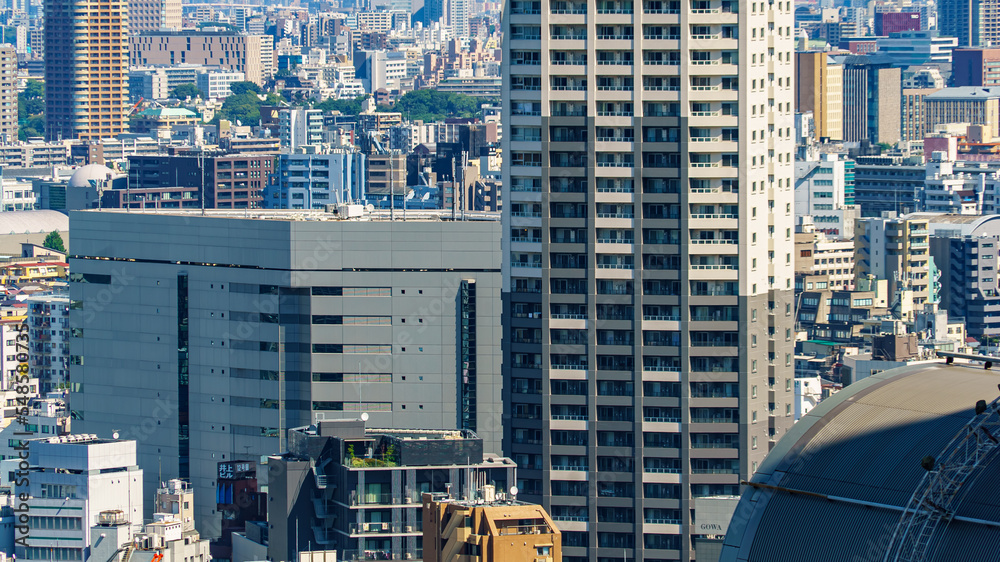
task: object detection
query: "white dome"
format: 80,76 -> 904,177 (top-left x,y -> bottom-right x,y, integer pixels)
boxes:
68,164 -> 117,189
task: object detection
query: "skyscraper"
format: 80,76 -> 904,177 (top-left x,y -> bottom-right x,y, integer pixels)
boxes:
501,0 -> 797,559
45,0 -> 129,141
0,45 -> 17,143
938,0 -> 983,47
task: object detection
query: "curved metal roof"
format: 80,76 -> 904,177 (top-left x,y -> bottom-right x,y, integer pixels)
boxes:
720,362 -> 1000,562
0,210 -> 68,235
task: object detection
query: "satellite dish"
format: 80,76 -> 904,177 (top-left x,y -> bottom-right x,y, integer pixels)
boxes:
360,412 -> 369,421
112,431 -> 120,440
509,486 -> 518,496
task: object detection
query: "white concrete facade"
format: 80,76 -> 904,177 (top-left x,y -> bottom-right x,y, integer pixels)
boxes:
15,436 -> 143,562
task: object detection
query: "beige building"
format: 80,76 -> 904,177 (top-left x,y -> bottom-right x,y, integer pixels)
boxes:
796,229 -> 857,290
128,0 -> 181,33
796,51 -> 844,141
901,87 -> 943,143
854,215 -> 932,314
45,0 -> 129,141
502,0 -> 797,558
924,87 -> 1000,138
130,31 -> 273,86
422,491 -> 561,562
0,46 -> 16,143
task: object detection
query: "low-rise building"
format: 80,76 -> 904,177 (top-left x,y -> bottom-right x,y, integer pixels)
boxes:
266,419 -> 514,562
130,108 -> 200,136
0,142 -> 69,168
422,492 -> 561,562
278,108 -> 324,150
925,87 -> 1000,139
196,70 -> 246,100
795,227 -> 857,290
25,294 -> 69,393
15,435 -> 144,561
266,151 -> 366,209
854,214 -> 933,312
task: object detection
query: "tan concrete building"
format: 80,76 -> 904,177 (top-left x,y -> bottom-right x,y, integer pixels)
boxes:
797,51 -> 844,141
854,215 -> 932,313
901,87 -> 943,143
924,86 -> 1000,139
45,0 -> 129,141
128,0 -> 181,33
796,230 -> 857,290
130,31 -> 273,86
422,492 -> 561,562
0,46 -> 16,143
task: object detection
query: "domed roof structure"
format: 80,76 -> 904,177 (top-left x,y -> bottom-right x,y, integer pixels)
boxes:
720,361 -> 1000,562
68,164 -> 118,189
0,210 -> 68,235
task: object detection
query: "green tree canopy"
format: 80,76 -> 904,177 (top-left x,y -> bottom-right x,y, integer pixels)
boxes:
43,231 -> 65,253
214,92 -> 263,126
392,89 -> 484,121
18,80 -> 45,140
313,95 -> 369,115
229,81 -> 263,96
23,80 -> 43,100
170,83 -> 203,100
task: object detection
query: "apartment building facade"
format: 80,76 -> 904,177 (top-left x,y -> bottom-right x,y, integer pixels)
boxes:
45,0 -> 129,141
501,0 -> 797,559
0,46 -> 16,143
129,32 -> 273,86
854,214 -> 933,314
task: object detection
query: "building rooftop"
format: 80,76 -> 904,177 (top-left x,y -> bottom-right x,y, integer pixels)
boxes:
905,212 -> 990,224
41,433 -> 118,445
925,86 -> 1000,100
76,208 -> 500,222
137,108 -> 198,118
0,210 -> 68,235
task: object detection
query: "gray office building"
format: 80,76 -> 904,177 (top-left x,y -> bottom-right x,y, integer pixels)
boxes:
68,209 -> 502,540
931,233 -> 1000,341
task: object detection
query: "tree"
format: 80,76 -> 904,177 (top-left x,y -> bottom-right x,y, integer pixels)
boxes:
170,83 -> 203,100
213,92 -> 263,126
391,89 -> 485,121
228,81 -> 263,96
18,81 -> 45,140
23,80 -> 43,100
313,95 -> 369,115
43,231 -> 65,253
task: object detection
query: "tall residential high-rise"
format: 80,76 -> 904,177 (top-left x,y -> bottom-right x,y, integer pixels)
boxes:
939,0 -> 983,47
0,45 -> 17,143
44,0 -> 129,141
501,0 -> 797,559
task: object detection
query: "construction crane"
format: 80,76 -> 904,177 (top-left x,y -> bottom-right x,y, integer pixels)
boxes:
126,97 -> 145,117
